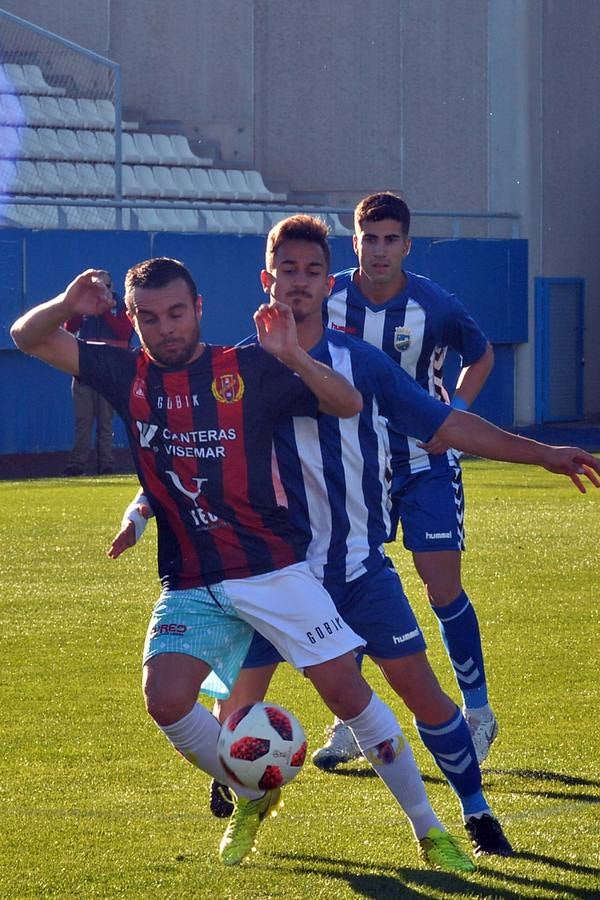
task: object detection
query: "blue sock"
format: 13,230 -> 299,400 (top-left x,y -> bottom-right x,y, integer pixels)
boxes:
432,590 -> 488,708
415,707 -> 489,818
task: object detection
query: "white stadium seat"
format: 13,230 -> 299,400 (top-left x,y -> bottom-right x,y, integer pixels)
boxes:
35,127 -> 64,160
207,169 -> 236,200
150,133 -> 180,166
0,125 -> 22,158
151,166 -> 181,198
36,96 -> 65,127
169,167 -> 197,199
75,162 -> 103,196
96,130 -> 116,161
18,127 -> 48,160
245,170 -> 286,202
76,98 -> 107,130
76,130 -> 104,162
57,97 -> 88,130
54,161 -> 82,196
122,132 -> 142,165
132,132 -> 160,165
189,167 -> 217,199
0,93 -> 27,126
36,161 -> 64,195
0,159 -> 17,193
224,169 -> 254,201
56,128 -> 86,161
16,160 -> 45,194
94,163 -> 116,195
1,201 -> 60,228
122,165 -> 145,198
23,64 -> 65,96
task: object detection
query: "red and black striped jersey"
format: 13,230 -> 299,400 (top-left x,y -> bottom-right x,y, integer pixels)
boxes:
78,341 -> 319,588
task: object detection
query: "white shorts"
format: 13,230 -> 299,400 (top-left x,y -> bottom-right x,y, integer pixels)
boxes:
144,561 -> 365,699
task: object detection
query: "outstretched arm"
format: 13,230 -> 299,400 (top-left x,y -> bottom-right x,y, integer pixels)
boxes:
433,410 -> 600,493
254,301 -> 362,418
10,269 -> 115,375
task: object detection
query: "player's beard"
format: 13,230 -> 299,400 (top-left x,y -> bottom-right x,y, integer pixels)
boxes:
150,320 -> 201,367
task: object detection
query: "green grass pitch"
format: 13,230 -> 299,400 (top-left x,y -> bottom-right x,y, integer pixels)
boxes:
1,460 -> 599,898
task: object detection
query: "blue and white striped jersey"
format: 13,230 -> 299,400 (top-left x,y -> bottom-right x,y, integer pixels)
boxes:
273,329 -> 451,584
324,268 -> 489,475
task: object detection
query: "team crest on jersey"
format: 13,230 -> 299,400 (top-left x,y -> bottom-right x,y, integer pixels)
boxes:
211,373 -> 245,404
394,325 -> 411,352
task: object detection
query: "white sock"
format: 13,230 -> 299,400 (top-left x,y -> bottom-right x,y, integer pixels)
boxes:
159,703 -> 261,800
345,693 -> 443,839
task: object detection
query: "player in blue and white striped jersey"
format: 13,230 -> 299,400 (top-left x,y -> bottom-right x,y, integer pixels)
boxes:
323,191 -> 498,764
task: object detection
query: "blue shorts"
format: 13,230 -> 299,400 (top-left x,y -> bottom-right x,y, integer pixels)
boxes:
390,457 -> 466,552
242,559 -> 426,668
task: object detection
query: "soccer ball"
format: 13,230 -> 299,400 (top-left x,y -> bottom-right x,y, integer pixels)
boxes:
217,702 -> 307,792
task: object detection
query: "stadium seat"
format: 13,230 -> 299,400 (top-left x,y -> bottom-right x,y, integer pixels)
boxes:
168,167 -> 197,199
62,204 -> 116,230
207,169 -> 236,200
122,165 -> 145,197
2,63 -> 63,96
15,94 -> 58,128
75,162 -> 104,197
36,128 -> 64,160
132,132 -> 161,165
18,127 -> 49,160
0,159 -> 17,193
56,97 -> 88,130
76,130 -> 104,163
36,96 -> 65,127
54,161 -> 82,196
36,161 -> 65,195
56,128 -> 86,161
151,166 -> 179,198
122,132 -> 143,165
93,163 -> 116,195
245,170 -> 286,202
95,131 -> 116,161
170,133 -> 211,166
189,167 -> 217,199
22,64 -> 65,96
76,98 -> 108,130
150,133 -> 180,166
129,206 -> 163,231
1,200 -> 61,228
223,169 -> 254,201
15,160 -> 45,194
229,210 -> 265,233
0,93 -> 27,126
0,125 -> 22,158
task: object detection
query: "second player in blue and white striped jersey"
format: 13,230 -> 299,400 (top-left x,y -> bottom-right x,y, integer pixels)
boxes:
324,267 -> 489,476
273,327 -> 450,584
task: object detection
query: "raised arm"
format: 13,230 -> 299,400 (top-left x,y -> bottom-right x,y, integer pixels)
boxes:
254,301 -> 362,417
434,410 -> 600,493
10,269 -> 115,375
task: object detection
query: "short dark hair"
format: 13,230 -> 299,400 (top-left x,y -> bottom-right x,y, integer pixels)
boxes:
354,192 -> 411,235
266,214 -> 331,270
124,258 -> 198,310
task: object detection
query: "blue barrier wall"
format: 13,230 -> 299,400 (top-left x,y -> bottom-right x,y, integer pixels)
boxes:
1,230 -> 527,455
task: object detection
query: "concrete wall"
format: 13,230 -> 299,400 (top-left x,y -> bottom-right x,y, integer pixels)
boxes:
2,0 -> 599,419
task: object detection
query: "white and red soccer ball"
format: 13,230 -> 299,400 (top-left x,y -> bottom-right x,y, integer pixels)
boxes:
217,702 -> 307,791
